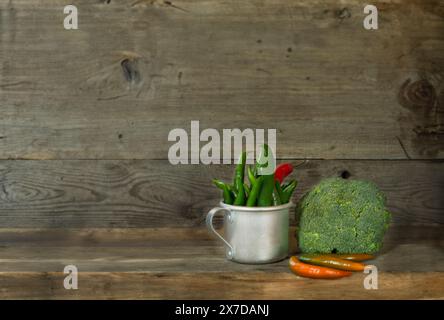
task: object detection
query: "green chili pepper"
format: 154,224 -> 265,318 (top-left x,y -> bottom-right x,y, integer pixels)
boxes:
234,182 -> 246,205
281,180 -> 297,203
227,184 -> 236,201
213,179 -> 234,204
275,181 -> 285,201
233,151 -> 247,192
283,179 -> 297,193
258,175 -> 275,206
233,151 -> 247,205
247,176 -> 264,207
252,165 -> 257,178
247,165 -> 256,185
272,186 -> 282,206
256,144 -> 276,207
244,183 -> 251,198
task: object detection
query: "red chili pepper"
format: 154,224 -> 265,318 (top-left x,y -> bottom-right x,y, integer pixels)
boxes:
274,163 -> 293,183
289,256 -> 352,279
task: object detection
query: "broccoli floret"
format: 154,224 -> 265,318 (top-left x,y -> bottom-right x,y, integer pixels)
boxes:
296,178 -> 391,254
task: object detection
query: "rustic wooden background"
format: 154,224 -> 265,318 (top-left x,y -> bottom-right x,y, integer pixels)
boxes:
1,0 -> 443,228
0,0 -> 443,299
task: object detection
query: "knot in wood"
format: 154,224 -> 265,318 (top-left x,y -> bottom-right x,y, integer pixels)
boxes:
121,58 -> 141,84
336,8 -> 351,20
398,79 -> 436,111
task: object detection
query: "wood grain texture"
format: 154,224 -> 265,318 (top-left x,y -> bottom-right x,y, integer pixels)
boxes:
0,0 -> 443,160
0,160 -> 443,227
0,226 -> 442,272
0,272 -> 442,299
0,226 -> 442,299
1,0 -> 442,300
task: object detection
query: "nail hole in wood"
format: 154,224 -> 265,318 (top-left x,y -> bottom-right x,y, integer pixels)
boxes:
340,170 -> 351,179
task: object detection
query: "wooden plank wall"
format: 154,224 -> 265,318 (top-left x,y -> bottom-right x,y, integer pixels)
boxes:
0,0 -> 443,228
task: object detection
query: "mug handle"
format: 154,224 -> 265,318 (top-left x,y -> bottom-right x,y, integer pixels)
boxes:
206,207 -> 234,259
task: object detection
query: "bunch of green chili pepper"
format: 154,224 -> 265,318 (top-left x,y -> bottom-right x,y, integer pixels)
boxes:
213,144 -> 297,207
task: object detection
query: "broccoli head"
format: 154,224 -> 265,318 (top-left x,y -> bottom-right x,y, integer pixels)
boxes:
296,177 -> 391,254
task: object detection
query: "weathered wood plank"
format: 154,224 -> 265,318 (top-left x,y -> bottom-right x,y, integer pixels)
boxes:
0,226 -> 442,273
0,226 -> 442,299
0,271 -> 442,299
0,225 -> 441,247
1,0 -> 443,159
0,160 -> 443,227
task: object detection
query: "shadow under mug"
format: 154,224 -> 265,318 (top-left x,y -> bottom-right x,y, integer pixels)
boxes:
206,201 -> 293,264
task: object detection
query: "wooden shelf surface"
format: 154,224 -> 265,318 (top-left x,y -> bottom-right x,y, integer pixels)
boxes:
0,225 -> 442,299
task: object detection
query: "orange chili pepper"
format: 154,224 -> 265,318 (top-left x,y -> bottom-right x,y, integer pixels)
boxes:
299,254 -> 365,271
289,256 -> 352,279
334,254 -> 375,262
